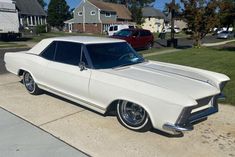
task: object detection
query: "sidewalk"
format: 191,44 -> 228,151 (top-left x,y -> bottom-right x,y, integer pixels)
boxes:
202,39 -> 235,47
0,107 -> 88,157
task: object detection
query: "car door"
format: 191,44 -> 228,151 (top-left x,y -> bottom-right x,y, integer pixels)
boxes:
130,30 -> 142,48
43,41 -> 91,101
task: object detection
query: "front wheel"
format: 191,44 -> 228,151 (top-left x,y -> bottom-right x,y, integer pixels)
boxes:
23,71 -> 42,95
117,100 -> 152,132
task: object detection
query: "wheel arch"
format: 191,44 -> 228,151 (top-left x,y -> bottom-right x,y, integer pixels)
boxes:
17,68 -> 38,83
105,98 -> 153,126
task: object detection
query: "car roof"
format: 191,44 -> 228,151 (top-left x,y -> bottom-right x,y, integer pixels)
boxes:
28,36 -> 125,55
47,36 -> 125,44
120,28 -> 151,32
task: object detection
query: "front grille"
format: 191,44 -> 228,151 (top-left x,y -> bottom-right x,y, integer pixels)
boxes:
191,96 -> 213,114
176,95 -> 219,127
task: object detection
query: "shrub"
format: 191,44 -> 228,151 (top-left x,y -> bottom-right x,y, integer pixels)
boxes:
36,25 -> 47,34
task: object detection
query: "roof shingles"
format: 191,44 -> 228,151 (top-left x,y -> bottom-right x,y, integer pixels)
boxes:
16,0 -> 47,16
89,0 -> 131,20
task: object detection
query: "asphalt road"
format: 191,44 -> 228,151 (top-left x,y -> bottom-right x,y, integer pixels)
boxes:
155,35 -> 226,48
0,108 -> 88,157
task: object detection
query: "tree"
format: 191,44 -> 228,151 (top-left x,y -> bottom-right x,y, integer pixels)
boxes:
218,0 -> 235,30
130,2 -> 143,25
47,0 -> 70,30
37,0 -> 46,9
181,0 -> 220,47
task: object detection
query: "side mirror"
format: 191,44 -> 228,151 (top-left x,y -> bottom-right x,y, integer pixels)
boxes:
79,62 -> 86,71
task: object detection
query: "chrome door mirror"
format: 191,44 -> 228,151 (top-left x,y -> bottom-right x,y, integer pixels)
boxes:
79,62 -> 86,71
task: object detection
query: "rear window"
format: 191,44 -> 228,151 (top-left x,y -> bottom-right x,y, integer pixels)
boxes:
40,41 -> 56,60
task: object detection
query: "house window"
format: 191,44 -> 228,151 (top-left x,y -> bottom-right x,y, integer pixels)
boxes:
78,11 -> 83,16
105,12 -> 111,17
90,10 -> 96,15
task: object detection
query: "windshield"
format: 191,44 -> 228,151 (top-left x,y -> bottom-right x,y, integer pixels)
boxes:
114,30 -> 132,37
86,42 -> 144,69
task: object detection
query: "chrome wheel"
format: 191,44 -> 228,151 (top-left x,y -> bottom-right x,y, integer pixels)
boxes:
24,72 -> 35,92
23,71 -> 42,95
117,100 -> 151,132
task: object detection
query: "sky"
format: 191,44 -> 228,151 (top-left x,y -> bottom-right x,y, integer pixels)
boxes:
44,0 -> 180,11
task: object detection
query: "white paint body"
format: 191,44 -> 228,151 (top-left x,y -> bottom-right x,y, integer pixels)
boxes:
4,36 -> 230,133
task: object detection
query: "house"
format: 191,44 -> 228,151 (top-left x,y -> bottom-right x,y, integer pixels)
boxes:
65,0 -> 132,34
165,14 -> 187,31
141,7 -> 166,33
16,0 -> 47,28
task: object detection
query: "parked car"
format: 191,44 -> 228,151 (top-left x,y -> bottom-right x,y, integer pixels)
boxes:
217,31 -> 234,39
214,27 -> 233,34
112,28 -> 154,49
162,26 -> 181,33
4,36 -> 230,135
107,24 -> 135,36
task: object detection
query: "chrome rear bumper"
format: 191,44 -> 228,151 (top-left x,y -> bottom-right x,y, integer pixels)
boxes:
163,94 -> 223,134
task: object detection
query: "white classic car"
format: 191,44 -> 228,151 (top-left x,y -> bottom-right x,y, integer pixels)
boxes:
4,36 -> 230,135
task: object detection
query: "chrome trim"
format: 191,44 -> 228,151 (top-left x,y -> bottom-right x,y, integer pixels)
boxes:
164,95 -> 221,134
163,123 -> 193,134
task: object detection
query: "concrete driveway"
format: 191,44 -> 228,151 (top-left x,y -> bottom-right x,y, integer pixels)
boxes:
0,73 -> 235,157
0,107 -> 87,157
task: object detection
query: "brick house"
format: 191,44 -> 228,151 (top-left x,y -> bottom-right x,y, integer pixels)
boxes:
64,0 -> 132,34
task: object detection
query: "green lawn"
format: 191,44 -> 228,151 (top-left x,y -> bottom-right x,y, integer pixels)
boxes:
146,44 -> 235,105
0,42 -> 27,48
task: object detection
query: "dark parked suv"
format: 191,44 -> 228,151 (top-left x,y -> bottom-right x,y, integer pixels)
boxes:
112,29 -> 154,49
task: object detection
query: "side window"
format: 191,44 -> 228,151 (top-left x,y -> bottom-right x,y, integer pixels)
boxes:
109,26 -> 113,31
132,31 -> 139,37
40,41 -> 56,60
140,30 -> 146,37
114,26 -> 118,31
145,30 -> 152,36
55,41 -> 82,66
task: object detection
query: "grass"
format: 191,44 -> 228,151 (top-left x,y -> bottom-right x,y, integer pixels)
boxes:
0,42 -> 27,48
138,47 -> 174,55
145,44 -> 235,105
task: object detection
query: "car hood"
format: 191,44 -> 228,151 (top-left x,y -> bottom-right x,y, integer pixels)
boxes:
105,61 -> 220,100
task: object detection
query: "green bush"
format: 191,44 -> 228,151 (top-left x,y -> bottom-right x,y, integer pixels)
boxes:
36,25 -> 47,34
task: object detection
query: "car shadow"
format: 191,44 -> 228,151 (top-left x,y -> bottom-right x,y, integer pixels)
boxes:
19,80 -> 184,138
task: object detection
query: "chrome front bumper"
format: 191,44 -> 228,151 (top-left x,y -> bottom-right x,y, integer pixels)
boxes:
163,94 -> 224,134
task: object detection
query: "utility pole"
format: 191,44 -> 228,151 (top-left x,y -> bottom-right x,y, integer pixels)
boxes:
170,0 -> 175,41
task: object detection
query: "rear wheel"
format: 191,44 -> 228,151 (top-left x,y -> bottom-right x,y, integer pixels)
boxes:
146,42 -> 153,50
23,71 -> 42,95
117,100 -> 152,132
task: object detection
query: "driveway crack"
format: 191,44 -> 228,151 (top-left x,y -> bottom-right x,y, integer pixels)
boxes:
39,110 -> 85,126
